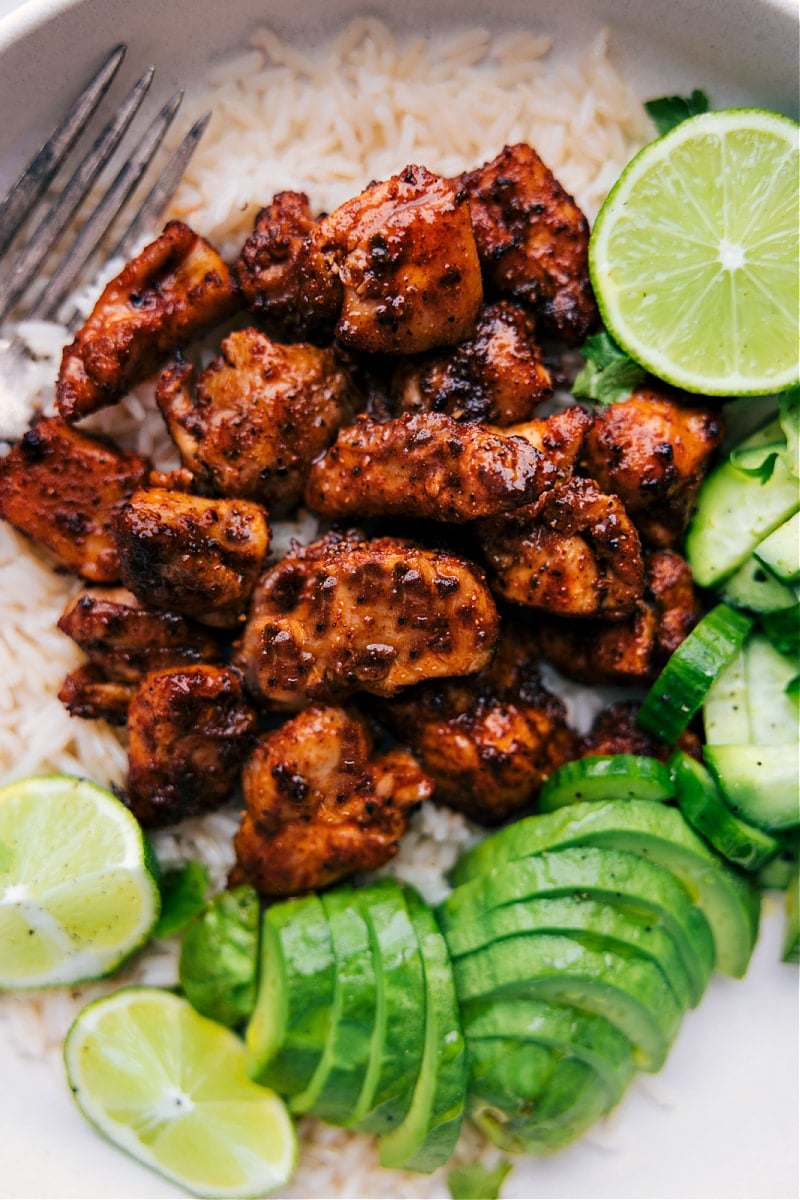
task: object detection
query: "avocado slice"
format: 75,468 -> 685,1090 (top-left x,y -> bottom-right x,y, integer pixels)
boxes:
451,800 -> 759,978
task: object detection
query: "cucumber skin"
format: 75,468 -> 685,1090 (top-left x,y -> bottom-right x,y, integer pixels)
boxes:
705,745 -> 800,831
671,750 -> 780,871
754,512 -> 800,584
538,755 -> 674,811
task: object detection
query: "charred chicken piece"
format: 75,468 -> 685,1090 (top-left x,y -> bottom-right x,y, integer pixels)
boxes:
234,704 -> 432,896
156,330 -> 357,515
580,699 -> 702,763
379,623 -> 575,825
126,664 -> 256,827
234,530 -> 499,707
581,387 -> 723,548
536,549 -> 701,684
58,665 -> 135,725
500,405 -> 593,477
312,164 -> 483,354
0,417 -> 149,582
234,190 -> 341,343
390,301 -> 552,425
478,476 -> 644,618
56,221 -> 238,421
459,143 -> 598,344
57,587 -> 221,682
116,489 -> 270,628
306,412 -> 559,523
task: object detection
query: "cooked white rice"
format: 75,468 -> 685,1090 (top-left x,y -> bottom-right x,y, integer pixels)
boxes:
0,19 -> 650,1197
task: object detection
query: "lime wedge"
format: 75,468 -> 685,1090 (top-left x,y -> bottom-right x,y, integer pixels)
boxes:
65,988 -> 297,1198
0,774 -> 159,988
590,109 -> 800,395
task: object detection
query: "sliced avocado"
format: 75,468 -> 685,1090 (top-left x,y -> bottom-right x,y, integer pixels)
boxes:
451,800 -> 759,978
379,887 -> 466,1173
705,745 -> 800,831
439,844 -> 713,1005
454,932 -> 682,1071
466,1036 -> 556,1114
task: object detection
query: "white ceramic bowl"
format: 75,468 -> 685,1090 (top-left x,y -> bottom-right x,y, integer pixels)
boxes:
0,1 -> 798,1198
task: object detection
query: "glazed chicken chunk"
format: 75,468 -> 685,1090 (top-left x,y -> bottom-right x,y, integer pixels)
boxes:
306,412 -> 559,523
390,301 -> 552,425
116,488 -> 269,627
499,405 -> 593,476
234,705 -> 433,896
536,549 -> 701,684
0,417 -> 149,582
478,476 -> 644,618
379,624 -> 575,825
58,665 -> 136,726
581,387 -> 723,547
234,190 -> 340,343
126,665 -> 256,827
157,329 -> 357,514
311,164 -> 483,354
459,143 -> 598,344
234,530 -> 499,707
57,221 -> 238,421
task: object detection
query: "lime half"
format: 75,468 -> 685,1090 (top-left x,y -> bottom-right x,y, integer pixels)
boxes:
590,109 -> 800,395
0,774 -> 159,988
65,988 -> 297,1198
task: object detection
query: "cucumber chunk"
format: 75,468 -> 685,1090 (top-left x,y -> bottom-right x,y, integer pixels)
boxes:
705,745 -> 800,831
440,893 -> 693,1011
754,512 -> 800,584
782,873 -> 800,963
761,604 -> 800,660
671,750 -> 780,870
454,932 -> 682,1070
719,554 -> 799,614
538,755 -> 674,811
706,635 -> 798,747
451,800 -> 760,978
246,894 -> 335,1095
379,888 -> 466,1173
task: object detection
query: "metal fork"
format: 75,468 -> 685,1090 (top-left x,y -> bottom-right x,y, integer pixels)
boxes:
0,45 -> 211,439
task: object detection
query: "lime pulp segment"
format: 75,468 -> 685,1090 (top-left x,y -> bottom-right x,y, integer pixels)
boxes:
590,109 -> 800,395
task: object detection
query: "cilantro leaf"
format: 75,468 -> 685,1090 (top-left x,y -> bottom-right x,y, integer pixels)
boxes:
154,861 -> 211,938
645,89 -> 710,136
572,330 -> 647,405
447,1160 -> 512,1200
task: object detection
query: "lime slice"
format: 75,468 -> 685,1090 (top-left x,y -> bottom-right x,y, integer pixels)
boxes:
65,988 -> 297,1198
590,109 -> 800,395
0,774 -> 160,988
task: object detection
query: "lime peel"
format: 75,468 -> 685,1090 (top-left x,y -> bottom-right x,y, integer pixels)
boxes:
590,108 -> 800,396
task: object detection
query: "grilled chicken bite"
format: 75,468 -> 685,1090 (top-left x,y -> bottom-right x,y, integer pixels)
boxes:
234,705 -> 432,895
500,405 -> 593,476
306,412 -> 559,523
379,624 -> 575,824
478,476 -> 644,618
390,301 -> 552,425
157,330 -> 357,515
56,221 -> 238,421
126,665 -> 256,827
580,700 -> 702,763
234,190 -> 341,343
234,530 -> 499,707
311,164 -> 483,354
58,665 -> 135,725
116,489 -> 269,627
459,143 -> 598,344
581,387 -> 723,548
0,417 -> 149,582
537,549 -> 701,684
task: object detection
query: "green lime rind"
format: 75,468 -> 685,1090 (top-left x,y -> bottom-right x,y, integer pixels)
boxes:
0,774 -> 160,990
65,987 -> 297,1199
590,108 -> 800,396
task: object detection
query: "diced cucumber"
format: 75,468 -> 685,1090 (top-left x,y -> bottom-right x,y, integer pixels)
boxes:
354,879 -> 426,1135
440,893 -> 693,1011
686,420 -> 800,587
705,745 -> 800,831
719,554 -> 800,614
782,872 -> 800,963
290,887 -> 376,1121
463,999 -> 636,1107
538,755 -> 674,811
754,512 -> 800,584
246,894 -> 336,1095
704,634 -> 799,746
439,845 -> 713,1005
703,647 -> 750,744
761,603 -> 800,660
454,932 -> 682,1071
756,831 -> 799,890
451,800 -> 760,978
378,888 -> 466,1173
671,751 -> 780,871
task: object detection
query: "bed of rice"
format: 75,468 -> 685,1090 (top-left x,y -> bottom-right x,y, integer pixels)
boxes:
0,19 -> 651,1198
